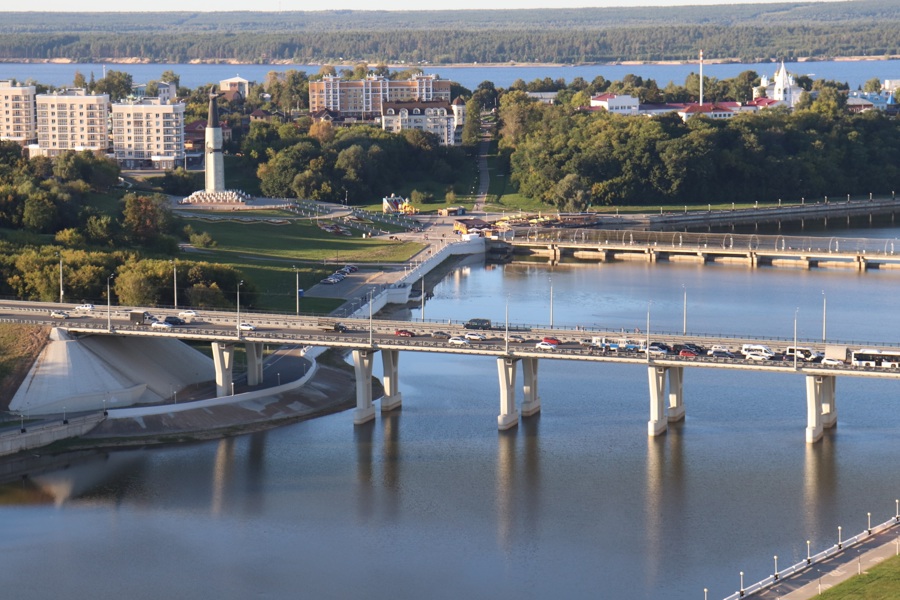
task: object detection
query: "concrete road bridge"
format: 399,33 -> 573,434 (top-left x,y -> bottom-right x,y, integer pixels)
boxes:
504,228 -> 900,271
4,300 -> 900,444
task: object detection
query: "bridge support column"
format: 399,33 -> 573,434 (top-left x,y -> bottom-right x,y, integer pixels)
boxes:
497,357 -> 520,430
211,342 -> 235,397
245,342 -> 264,386
805,375 -> 827,443
820,375 -> 837,429
353,349 -> 376,425
667,366 -> 685,422
648,366 -> 668,436
521,357 -> 541,417
381,349 -> 402,412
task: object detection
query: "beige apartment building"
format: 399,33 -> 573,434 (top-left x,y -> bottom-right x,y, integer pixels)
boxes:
112,97 -> 185,170
0,80 -> 37,146
32,89 -> 109,158
309,74 -> 452,119
381,98 -> 466,146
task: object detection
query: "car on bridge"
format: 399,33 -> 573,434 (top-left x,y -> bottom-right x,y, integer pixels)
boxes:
74,303 -> 95,312
50,310 -> 69,319
448,337 -> 469,346
508,335 -> 526,343
821,357 -> 844,366
395,329 -> 414,337
239,322 -> 256,331
464,331 -> 486,341
431,331 -> 451,339
678,349 -> 698,357
710,349 -> 736,359
178,310 -> 198,320
745,352 -> 771,361
150,320 -> 173,329
163,316 -> 185,326
535,341 -> 557,351
542,336 -> 561,346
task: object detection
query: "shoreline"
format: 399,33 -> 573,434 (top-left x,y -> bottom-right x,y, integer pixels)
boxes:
3,55 -> 896,68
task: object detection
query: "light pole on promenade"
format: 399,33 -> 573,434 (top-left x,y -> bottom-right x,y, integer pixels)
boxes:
236,280 -> 244,337
106,274 -> 115,332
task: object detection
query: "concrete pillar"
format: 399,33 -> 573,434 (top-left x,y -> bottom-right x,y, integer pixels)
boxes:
211,342 -> 235,397
648,366 -> 667,436
667,366 -> 685,422
521,357 -> 541,417
353,349 -> 376,425
806,375 -> 824,443
497,357 -> 520,430
381,349 -> 402,412
820,375 -> 837,428
245,342 -> 264,386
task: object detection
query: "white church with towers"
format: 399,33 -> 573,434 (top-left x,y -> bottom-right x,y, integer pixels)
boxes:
754,61 -> 805,109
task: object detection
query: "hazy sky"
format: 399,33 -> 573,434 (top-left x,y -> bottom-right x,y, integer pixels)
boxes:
6,0 -> 843,12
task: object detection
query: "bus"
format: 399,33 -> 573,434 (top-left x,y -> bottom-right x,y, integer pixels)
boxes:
851,349 -> 900,368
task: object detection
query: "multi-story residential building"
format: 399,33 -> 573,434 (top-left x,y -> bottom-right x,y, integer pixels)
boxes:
0,80 -> 37,146
310,74 -> 452,119
220,76 -> 249,101
31,89 -> 109,158
111,97 -> 185,170
380,97 -> 465,146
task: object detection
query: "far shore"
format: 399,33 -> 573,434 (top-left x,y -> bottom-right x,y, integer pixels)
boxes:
2,54 -> 896,68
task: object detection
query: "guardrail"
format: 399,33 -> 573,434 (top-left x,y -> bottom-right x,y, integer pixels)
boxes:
721,510 -> 900,599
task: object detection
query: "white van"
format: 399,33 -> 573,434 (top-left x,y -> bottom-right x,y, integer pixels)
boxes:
784,346 -> 822,361
741,344 -> 775,358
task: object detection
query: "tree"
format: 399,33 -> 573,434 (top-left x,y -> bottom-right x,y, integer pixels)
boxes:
93,69 -> 134,102
122,193 -> 173,245
863,77 -> 882,93
23,195 -> 57,232
73,71 -> 86,89
461,98 -> 482,146
160,69 -> 180,88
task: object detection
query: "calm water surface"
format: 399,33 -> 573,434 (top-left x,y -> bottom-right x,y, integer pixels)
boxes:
3,240 -> 900,599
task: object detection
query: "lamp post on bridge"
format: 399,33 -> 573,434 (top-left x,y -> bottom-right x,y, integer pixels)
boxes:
57,252 -> 64,304
549,275 -> 554,329
646,300 -> 652,362
368,289 -> 374,347
682,284 -> 687,336
821,290 -> 827,342
505,296 -> 509,355
106,273 -> 115,332
293,265 -> 300,316
236,280 -> 244,337
794,307 -> 799,370
171,259 -> 177,309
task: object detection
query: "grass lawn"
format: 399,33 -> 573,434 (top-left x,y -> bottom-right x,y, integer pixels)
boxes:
815,554 -> 900,599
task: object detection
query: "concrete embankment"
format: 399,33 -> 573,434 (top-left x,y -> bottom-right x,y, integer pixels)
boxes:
0,413 -> 105,457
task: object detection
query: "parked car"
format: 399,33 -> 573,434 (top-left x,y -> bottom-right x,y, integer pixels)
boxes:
50,310 -> 69,319
542,336 -> 561,346
431,331 -> 451,339
239,322 -> 256,331
395,329 -> 414,337
74,303 -> 95,312
320,277 -> 337,285
150,320 -> 173,329
535,341 -> 557,351
343,265 -> 358,273
448,336 -> 470,346
464,331 -> 486,341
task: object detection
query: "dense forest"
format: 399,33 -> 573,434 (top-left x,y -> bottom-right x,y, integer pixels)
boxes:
0,2 -> 898,64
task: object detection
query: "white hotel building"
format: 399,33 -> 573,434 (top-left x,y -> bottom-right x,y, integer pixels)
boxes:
32,89 -> 109,158
111,97 -> 185,170
0,80 -> 38,146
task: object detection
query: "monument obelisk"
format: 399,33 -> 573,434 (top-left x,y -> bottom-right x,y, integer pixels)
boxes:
205,88 -> 225,194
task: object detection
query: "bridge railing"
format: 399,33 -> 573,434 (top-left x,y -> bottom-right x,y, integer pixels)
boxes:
507,228 -> 900,257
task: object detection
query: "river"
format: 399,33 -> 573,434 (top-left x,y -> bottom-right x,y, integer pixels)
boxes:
3,225 -> 900,599
1,59 -> 897,91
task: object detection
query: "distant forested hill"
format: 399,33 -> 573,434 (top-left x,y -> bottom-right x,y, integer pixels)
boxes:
0,1 -> 898,64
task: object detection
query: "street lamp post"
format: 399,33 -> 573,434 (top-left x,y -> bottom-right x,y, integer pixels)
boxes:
822,290 -> 827,342
682,284 -> 687,335
106,273 -> 115,332
293,265 -> 300,316
171,260 -> 177,309
549,276 -> 554,328
505,296 -> 509,355
646,300 -> 652,361
794,308 -> 799,370
838,525 -> 843,549
807,540 -> 812,564
57,253 -> 64,304
368,289 -> 374,346
774,555 -> 779,580
236,280 -> 244,336
739,571 -> 744,597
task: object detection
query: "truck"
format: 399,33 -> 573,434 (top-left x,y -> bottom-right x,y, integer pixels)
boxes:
129,310 -> 154,325
318,319 -> 348,333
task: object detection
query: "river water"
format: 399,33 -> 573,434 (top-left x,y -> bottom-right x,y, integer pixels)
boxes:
3,224 -> 900,599
1,58 -> 895,91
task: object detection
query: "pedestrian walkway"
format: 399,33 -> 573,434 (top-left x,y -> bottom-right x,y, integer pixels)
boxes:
741,518 -> 900,599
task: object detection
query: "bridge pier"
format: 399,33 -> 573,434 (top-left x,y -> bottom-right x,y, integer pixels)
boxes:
381,349 -> 402,412
245,342 -> 264,386
667,366 -> 685,422
521,357 -> 541,416
648,366 -> 668,436
497,357 -> 520,430
353,349 -> 376,425
211,342 -> 235,397
806,375 -> 837,443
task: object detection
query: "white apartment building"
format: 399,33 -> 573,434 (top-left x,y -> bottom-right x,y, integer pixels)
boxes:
32,89 -> 109,158
112,97 -> 185,170
310,74 -> 452,119
381,98 -> 465,146
220,76 -> 249,99
590,93 -> 640,115
0,80 -> 37,146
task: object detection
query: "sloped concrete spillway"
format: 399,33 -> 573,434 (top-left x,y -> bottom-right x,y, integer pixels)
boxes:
10,328 -> 214,416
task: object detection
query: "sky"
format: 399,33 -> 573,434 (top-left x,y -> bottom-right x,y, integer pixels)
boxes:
6,0 -> 844,12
